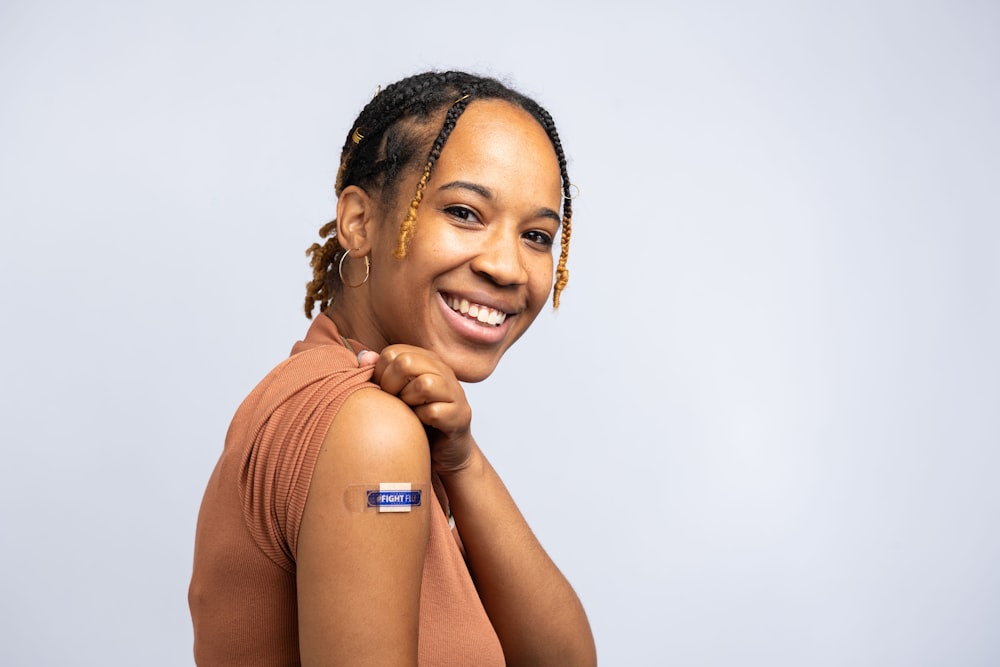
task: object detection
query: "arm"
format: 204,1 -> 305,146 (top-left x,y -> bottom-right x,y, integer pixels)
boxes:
370,347 -> 597,666
442,441 -> 597,666
296,388 -> 431,667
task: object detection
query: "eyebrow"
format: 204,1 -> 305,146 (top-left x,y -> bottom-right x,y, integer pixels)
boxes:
438,180 -> 562,223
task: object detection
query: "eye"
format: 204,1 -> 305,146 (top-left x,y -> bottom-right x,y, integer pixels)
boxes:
443,205 -> 480,223
523,230 -> 554,247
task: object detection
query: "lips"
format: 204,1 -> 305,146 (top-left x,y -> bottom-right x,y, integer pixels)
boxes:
443,294 -> 509,326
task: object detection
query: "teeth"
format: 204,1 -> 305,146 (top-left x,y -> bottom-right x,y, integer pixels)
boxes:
446,295 -> 507,326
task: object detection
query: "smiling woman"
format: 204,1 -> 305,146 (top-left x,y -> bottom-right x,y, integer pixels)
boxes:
188,71 -> 596,666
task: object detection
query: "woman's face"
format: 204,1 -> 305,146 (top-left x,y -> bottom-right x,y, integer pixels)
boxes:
364,99 -> 563,382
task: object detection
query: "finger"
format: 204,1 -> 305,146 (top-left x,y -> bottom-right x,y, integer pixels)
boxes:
398,372 -> 452,407
374,345 -> 458,395
357,350 -> 379,367
413,400 -> 469,434
370,346 -> 402,389
373,346 -> 426,395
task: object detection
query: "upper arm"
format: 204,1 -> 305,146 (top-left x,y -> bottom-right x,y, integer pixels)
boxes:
297,387 -> 431,667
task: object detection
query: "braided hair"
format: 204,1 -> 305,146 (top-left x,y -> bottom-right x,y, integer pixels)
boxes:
304,71 -> 574,318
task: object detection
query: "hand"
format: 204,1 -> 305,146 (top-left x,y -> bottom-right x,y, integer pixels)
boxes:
361,345 -> 474,474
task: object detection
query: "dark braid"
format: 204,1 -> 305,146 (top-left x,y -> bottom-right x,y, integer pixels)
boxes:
304,71 -> 575,317
395,93 -> 473,258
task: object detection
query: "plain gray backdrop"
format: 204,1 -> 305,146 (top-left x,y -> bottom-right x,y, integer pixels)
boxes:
2,1 -> 998,665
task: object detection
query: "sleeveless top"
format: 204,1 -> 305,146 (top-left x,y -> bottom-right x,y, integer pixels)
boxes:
189,315 -> 505,665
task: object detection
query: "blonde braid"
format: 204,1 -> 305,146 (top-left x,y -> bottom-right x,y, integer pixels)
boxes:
394,162 -> 434,258
303,219 -> 344,318
553,210 -> 572,308
392,93 -> 473,259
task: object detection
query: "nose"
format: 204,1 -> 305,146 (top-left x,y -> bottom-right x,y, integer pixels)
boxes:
470,231 -> 528,286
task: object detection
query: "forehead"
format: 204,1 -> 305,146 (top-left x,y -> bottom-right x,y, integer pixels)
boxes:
433,100 -> 562,201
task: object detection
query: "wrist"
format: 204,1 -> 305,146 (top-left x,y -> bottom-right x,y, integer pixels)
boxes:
436,439 -> 484,483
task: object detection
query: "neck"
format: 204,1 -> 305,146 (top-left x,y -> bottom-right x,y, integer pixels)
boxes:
325,293 -> 387,353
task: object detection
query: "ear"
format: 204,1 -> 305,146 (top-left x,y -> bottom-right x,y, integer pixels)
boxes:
335,185 -> 376,255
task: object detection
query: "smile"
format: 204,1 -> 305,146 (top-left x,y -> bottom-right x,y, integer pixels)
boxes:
444,294 -> 508,326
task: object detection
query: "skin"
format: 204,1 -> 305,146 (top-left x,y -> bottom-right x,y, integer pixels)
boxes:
296,100 -> 597,666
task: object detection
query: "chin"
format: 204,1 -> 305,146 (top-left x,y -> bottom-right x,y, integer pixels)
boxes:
454,366 -> 496,384
448,354 -> 503,384
457,372 -> 491,384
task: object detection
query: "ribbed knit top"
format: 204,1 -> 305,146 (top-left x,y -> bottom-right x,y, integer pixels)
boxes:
188,315 -> 504,665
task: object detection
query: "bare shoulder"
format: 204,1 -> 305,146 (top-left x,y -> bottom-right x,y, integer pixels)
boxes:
323,386 -> 430,475
305,387 -> 431,514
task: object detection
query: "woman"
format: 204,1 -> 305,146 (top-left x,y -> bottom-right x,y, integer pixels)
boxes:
189,71 -> 595,666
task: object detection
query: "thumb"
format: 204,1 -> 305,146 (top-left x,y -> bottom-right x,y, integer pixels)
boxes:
357,349 -> 380,366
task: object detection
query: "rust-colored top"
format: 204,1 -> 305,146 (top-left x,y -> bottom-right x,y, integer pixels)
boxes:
189,316 -> 504,665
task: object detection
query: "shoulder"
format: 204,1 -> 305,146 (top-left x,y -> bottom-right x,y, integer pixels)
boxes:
324,387 -> 430,473
305,389 -> 432,521
297,387 -> 432,562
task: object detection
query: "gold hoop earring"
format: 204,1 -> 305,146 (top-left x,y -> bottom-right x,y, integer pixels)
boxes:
338,249 -> 370,288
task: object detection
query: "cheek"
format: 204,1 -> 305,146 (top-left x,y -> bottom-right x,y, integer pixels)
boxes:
528,256 -> 556,303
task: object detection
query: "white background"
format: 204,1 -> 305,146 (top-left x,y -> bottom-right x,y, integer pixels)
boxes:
2,1 -> 998,665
